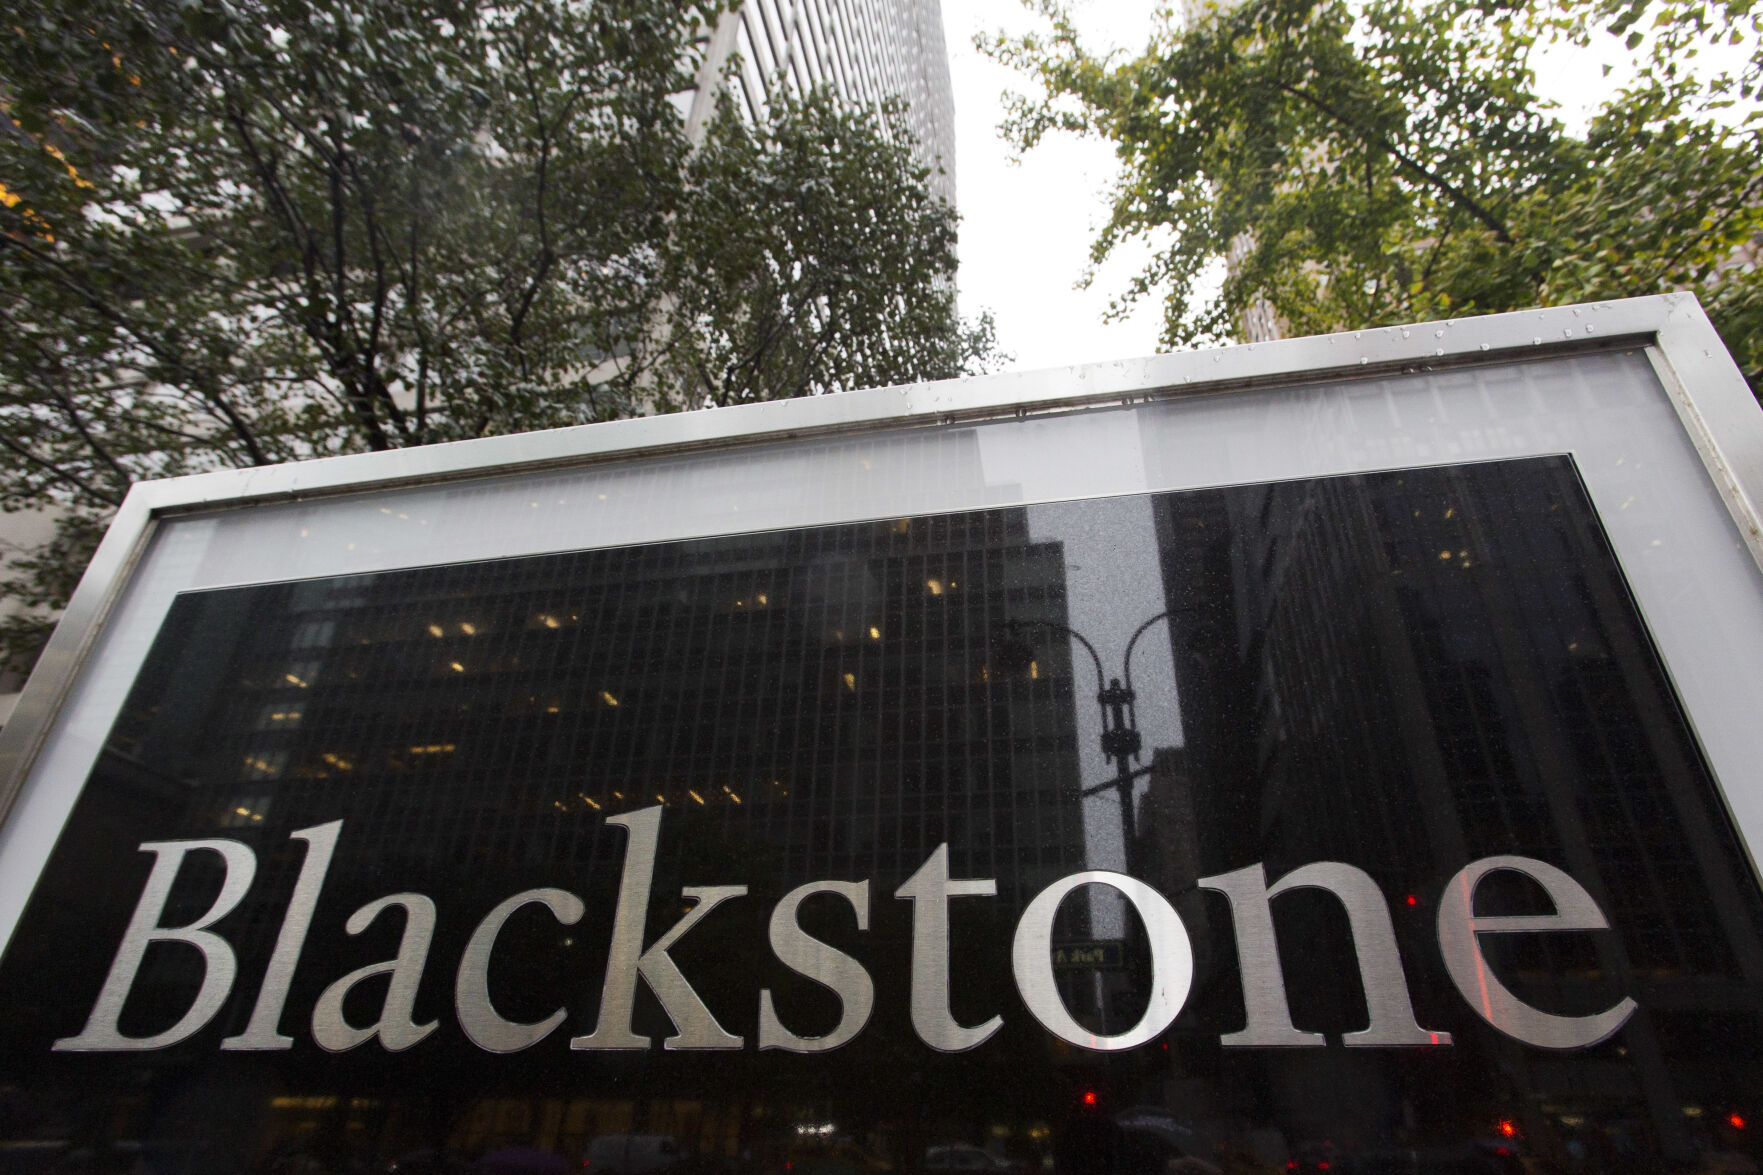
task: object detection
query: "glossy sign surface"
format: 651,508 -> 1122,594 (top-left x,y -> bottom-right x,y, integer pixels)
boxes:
1,455 -> 1759,1174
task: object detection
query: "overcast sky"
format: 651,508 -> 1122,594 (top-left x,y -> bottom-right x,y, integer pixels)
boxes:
948,0 -> 1169,373
944,0 -> 1733,374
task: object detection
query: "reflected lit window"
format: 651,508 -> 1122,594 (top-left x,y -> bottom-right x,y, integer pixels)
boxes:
254,701 -> 304,729
238,750 -> 287,780
220,794 -> 272,827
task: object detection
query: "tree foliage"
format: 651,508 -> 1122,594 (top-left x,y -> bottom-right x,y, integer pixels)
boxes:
985,0 -> 1763,388
660,95 -> 995,411
0,0 -> 993,673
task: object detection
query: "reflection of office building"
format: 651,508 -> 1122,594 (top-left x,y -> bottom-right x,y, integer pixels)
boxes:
108,510 -> 1084,902
1134,746 -> 1199,898
1152,458 -> 1763,1162
64,509 -> 1090,1162
1134,745 -> 1212,968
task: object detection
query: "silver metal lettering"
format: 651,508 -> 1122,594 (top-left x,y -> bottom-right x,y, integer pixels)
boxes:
222,820 -> 342,1051
310,893 -> 438,1053
1437,855 -> 1636,1049
456,888 -> 585,1053
894,844 -> 1001,1052
1268,861 -> 1449,1046
54,838 -> 257,1052
571,806 -> 747,1051
1012,871 -> 1192,1051
1199,863 -> 1321,1047
758,880 -> 873,1053
1198,861 -> 1450,1046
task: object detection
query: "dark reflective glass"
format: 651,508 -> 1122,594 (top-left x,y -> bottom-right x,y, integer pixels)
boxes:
2,454 -> 1760,1175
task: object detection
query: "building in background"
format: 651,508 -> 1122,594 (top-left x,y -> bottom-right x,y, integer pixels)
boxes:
683,0 -> 956,205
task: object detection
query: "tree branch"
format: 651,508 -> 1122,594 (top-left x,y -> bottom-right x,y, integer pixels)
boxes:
1,237 -> 273,465
0,434 -> 125,508
1273,80 -> 1514,245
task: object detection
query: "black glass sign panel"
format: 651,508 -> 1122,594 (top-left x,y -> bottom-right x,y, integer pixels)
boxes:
2,454 -> 1760,1175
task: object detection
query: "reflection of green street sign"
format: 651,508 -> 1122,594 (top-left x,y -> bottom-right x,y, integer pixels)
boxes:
1051,941 -> 1125,970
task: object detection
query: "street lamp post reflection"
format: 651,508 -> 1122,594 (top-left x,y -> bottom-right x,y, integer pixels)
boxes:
1006,612 -> 1171,877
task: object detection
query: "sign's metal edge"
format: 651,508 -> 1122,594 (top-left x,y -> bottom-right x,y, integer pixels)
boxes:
1634,296 -> 1763,897
130,298 -> 1675,516
0,498 -> 157,830
1646,298 -> 1763,572
143,333 -> 1646,523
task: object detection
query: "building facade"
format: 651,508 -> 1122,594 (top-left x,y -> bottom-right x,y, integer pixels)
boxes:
683,0 -> 956,205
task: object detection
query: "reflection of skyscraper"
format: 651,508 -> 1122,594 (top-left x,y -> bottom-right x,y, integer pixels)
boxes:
77,510 -> 1100,1025
1152,457 -> 1763,1163
4,507 -> 1094,1169
113,510 -> 1081,898
1134,747 -> 1199,900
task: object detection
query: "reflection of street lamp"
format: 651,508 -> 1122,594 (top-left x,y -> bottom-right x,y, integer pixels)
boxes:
1005,612 -> 1171,874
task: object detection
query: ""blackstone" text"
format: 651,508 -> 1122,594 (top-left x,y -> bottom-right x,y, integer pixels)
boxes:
53,807 -> 1636,1056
